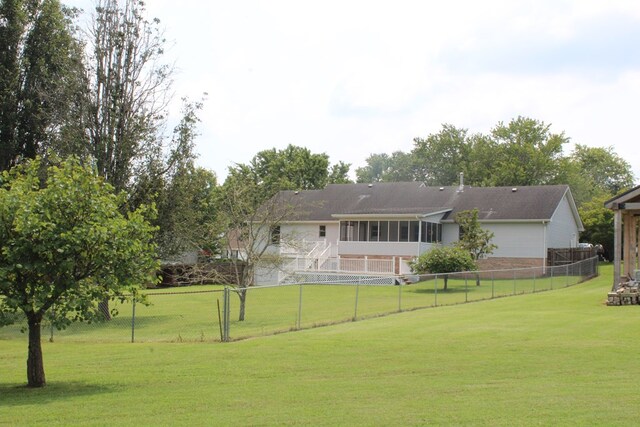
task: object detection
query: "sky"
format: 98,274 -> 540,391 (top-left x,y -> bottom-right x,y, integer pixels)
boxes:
67,0 -> 640,183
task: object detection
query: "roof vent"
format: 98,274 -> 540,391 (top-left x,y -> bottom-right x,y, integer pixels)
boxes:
368,183 -> 373,188
511,187 -> 518,192
294,190 -> 299,195
439,187 -> 444,191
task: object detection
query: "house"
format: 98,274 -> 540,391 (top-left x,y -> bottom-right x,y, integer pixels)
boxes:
257,181 -> 583,285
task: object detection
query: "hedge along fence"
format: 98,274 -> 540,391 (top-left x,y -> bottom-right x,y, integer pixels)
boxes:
0,257 -> 598,344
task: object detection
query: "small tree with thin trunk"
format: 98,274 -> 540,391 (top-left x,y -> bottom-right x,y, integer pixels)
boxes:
218,166 -> 307,321
0,157 -> 158,388
455,208 -> 497,285
410,246 -> 476,290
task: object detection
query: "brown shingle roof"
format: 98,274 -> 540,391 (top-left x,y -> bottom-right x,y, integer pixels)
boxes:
279,182 -> 571,222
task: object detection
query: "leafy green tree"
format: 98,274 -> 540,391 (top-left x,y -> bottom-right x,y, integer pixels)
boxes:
249,144 -> 330,195
569,144 -> 634,196
489,116 -> 568,186
328,161 -> 352,184
355,151 -> 415,183
455,209 -> 497,261
0,156 -> 158,388
579,193 -> 616,259
455,209 -> 497,286
412,124 -> 470,185
156,166 -> 220,260
0,0 -> 87,171
410,246 -> 476,290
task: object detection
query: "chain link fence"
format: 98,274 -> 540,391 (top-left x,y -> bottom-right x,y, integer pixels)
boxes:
0,257 -> 598,343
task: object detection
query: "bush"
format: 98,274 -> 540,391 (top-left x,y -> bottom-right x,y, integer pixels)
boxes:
411,246 -> 477,275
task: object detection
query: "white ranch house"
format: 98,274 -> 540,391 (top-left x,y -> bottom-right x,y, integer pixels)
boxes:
256,181 -> 583,285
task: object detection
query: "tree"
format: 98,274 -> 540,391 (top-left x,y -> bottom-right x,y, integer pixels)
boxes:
218,170 -> 305,321
410,246 -> 476,290
411,124 -> 470,185
0,0 -> 87,171
355,151 -> 415,183
489,116 -> 568,186
569,144 -> 634,196
455,209 -> 497,286
455,209 -> 497,261
248,144 -> 331,197
86,0 -> 173,196
328,161 -> 352,184
579,193 -> 616,260
0,156 -> 158,387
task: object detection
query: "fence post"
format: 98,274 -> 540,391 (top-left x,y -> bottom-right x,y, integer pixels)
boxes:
131,296 -> 136,343
398,282 -> 402,312
465,276 -> 468,302
491,271 -> 495,299
550,266 -> 554,290
353,281 -> 360,321
297,284 -> 303,329
579,259 -> 582,281
364,256 -> 368,273
533,269 -> 536,293
434,275 -> 438,307
566,264 -> 569,287
513,269 -> 517,295
222,286 -> 230,342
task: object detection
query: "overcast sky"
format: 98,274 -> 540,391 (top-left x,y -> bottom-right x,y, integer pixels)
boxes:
68,0 -> 640,183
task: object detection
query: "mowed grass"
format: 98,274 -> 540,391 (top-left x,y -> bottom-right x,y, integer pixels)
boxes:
0,265 -> 589,343
2,264 -> 639,426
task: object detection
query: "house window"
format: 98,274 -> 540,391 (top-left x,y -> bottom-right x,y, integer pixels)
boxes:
409,221 -> 420,242
399,221 -> 409,242
319,225 -> 326,238
389,221 -> 399,241
379,221 -> 389,242
369,221 -> 379,242
421,221 -> 442,243
358,221 -> 368,241
338,220 -> 441,243
270,226 -> 281,245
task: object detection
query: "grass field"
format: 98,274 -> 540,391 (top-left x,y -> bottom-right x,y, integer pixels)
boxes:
0,261 -> 594,344
2,264 -> 639,426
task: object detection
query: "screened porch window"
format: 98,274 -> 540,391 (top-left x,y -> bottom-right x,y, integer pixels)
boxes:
339,220 -> 442,243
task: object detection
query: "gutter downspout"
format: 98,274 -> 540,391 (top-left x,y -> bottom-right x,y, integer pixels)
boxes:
542,220 -> 547,274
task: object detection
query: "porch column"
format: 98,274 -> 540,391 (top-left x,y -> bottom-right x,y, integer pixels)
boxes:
624,212 -> 634,279
613,209 -> 622,289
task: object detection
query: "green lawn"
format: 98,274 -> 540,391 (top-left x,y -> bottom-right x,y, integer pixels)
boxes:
2,264 -> 639,426
0,264 -> 592,343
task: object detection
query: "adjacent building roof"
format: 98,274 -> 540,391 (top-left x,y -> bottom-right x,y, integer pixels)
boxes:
279,182 -> 577,223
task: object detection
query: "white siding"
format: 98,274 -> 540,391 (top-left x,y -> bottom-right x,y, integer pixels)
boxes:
547,194 -> 580,248
484,222 -> 546,258
437,222 -> 546,258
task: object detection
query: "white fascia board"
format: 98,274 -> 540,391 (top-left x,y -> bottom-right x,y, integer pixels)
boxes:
331,213 -> 427,220
440,219 -> 550,224
281,220 -> 339,224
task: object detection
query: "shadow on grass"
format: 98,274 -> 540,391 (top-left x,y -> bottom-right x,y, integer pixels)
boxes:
0,381 -> 116,406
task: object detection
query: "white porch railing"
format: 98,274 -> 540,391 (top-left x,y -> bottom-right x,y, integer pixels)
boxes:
286,256 -> 395,275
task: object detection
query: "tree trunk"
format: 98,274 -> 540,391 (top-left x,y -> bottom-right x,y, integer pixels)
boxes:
443,275 -> 449,291
476,272 -> 481,286
26,312 -> 46,388
98,297 -> 111,320
238,288 -> 247,321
